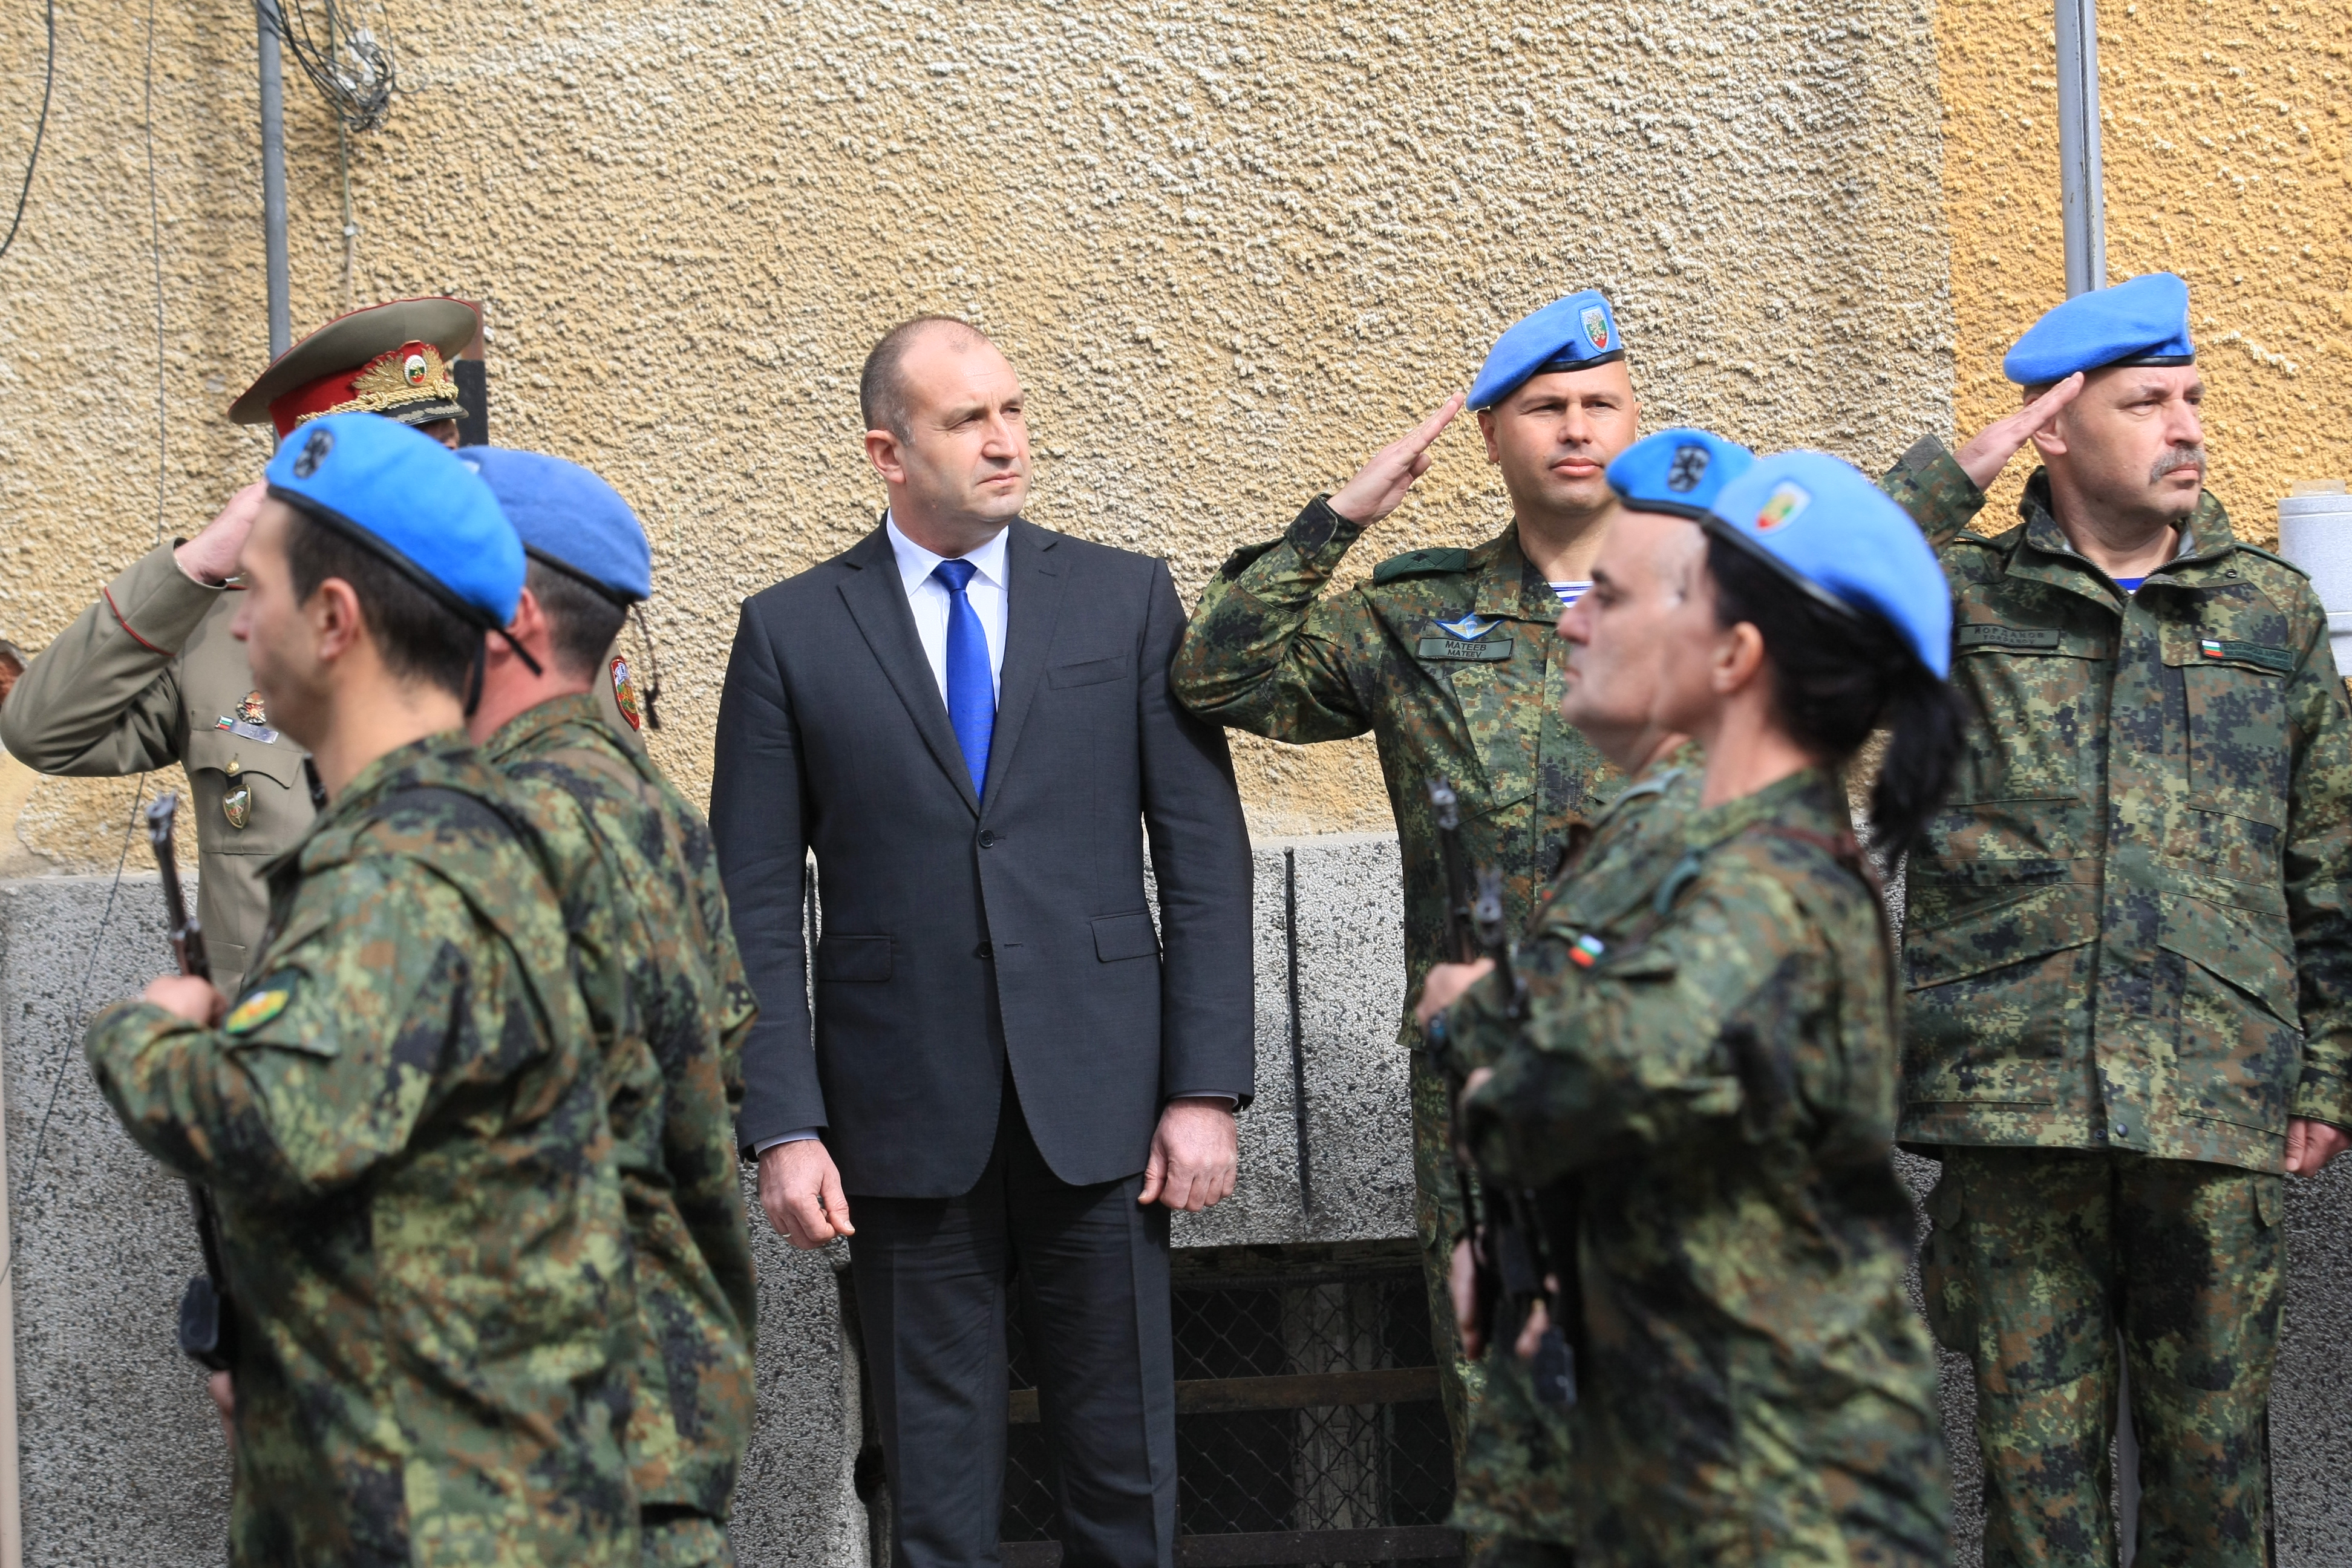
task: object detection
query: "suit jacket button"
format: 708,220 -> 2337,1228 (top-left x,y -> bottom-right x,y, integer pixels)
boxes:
975,941 -> 993,959
978,829 -> 998,848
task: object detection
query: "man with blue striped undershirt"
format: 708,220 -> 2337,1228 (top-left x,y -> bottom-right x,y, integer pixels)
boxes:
1172,290 -> 1649,1567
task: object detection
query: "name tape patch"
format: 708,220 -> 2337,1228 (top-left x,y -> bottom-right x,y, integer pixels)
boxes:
1955,624 -> 2063,652
1416,636 -> 1515,663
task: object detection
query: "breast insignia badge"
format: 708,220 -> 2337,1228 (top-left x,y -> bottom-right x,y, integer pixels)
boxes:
214,690 -> 280,745
610,654 -> 644,732
222,757 -> 252,830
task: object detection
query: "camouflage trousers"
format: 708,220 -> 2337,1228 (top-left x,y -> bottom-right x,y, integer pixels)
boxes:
1922,1147 -> 2282,1567
1410,1052 -> 1578,1547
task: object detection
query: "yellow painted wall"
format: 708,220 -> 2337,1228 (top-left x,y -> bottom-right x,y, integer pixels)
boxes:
0,1 -> 1954,861
1936,0 -> 2352,537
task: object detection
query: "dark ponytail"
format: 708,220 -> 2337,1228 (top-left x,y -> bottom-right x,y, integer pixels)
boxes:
1705,533 -> 1966,859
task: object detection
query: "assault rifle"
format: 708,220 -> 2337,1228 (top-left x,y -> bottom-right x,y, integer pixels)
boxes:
1425,779 -> 1576,1409
146,791 -> 238,1373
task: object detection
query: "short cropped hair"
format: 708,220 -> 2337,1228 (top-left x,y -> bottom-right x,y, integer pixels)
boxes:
859,316 -> 987,439
525,559 -> 630,683
283,507 -> 477,699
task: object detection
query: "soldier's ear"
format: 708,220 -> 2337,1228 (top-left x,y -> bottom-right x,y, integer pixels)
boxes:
309,577 -> 370,666
1475,409 -> 1500,466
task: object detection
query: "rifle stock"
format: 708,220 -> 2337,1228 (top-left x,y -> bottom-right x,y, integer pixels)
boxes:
145,792 -> 237,1373
1423,777 -> 1576,1408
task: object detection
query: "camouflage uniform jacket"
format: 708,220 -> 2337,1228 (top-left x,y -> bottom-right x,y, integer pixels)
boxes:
1172,497 -> 1618,1001
1449,768 -> 1947,1564
83,731 -> 640,1568
1442,740 -> 1703,1080
1883,439 -> 2352,1171
485,693 -> 758,1521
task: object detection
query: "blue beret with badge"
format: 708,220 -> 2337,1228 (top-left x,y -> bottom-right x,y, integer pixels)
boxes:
460,448 -> 652,604
1466,289 -> 1625,411
2002,272 -> 2194,387
1703,450 -> 1953,679
1606,427 -> 1755,521
265,411 -> 524,629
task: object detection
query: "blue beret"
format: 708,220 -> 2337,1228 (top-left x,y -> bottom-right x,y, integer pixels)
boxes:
1704,450 -> 1953,679
264,412 -> 523,629
460,448 -> 652,604
2002,272 -> 2194,386
1606,428 -> 1754,520
1467,290 -> 1625,411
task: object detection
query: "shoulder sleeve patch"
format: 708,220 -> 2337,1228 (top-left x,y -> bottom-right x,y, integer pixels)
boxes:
224,977 -> 295,1036
1371,547 -> 1473,586
2230,542 -> 2312,580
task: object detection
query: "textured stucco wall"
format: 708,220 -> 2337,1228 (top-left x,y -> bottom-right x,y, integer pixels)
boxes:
1935,0 -> 2352,537
1,0 -> 1950,849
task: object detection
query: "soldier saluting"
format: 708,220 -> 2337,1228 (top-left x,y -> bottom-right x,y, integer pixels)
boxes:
1884,272 -> 2352,1562
1,297 -> 480,1001
1172,291 -> 1642,1564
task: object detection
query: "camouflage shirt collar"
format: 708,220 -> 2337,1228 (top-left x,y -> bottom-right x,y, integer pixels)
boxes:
279,729 -> 488,874
480,691 -> 609,767
2013,469 -> 2239,592
1473,524 -> 1564,623
1677,765 -> 1844,858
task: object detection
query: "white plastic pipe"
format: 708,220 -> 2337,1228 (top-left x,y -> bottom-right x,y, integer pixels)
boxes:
2279,491 -> 2352,679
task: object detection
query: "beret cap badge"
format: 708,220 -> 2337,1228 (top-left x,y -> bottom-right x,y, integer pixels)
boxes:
1667,444 -> 1710,493
292,427 -> 333,479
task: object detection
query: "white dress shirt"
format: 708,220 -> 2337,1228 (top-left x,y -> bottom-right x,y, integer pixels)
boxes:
887,512 -> 1009,702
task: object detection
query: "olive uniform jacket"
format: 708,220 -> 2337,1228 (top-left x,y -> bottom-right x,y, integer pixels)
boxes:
1,540 -> 649,1001
1884,439 -> 2352,1173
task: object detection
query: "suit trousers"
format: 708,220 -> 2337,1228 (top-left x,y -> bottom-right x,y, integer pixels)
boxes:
848,1073 -> 1178,1568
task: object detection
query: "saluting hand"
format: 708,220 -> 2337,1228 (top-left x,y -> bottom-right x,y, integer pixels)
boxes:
1327,394 -> 1467,526
1952,373 -> 2085,491
172,482 -> 269,588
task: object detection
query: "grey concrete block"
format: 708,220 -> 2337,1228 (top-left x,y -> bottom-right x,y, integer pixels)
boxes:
2,873 -> 229,1568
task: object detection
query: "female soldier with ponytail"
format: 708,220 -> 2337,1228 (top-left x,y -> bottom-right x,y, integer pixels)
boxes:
1418,449 -> 1964,1564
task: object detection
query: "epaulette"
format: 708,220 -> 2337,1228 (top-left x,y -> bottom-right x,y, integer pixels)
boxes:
1371,547 -> 1473,585
2230,541 -> 2311,580
1950,531 -> 1997,547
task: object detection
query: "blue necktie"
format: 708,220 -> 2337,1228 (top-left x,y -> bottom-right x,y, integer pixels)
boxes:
932,558 -> 995,798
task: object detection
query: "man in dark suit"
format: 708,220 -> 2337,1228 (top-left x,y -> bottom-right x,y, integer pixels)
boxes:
712,316 -> 1256,1567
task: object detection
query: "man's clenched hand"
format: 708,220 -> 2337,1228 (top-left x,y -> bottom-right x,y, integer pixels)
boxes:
1139,1097 -> 1238,1212
759,1138 -> 855,1249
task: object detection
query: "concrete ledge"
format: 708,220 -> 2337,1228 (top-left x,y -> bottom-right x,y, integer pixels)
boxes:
5,848 -> 2348,1565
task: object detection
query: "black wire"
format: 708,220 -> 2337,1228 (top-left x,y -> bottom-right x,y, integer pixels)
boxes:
0,776 -> 152,1290
146,0 -> 166,543
0,0 -> 57,262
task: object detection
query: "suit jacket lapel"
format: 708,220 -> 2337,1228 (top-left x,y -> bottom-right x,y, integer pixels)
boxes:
837,522 -> 981,815
980,520 -> 1067,808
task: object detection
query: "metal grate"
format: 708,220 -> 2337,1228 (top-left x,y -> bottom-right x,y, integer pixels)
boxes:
1000,1241 -> 1461,1567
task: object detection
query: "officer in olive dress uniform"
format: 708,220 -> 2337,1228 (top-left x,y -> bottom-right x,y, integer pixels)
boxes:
1,298 -> 651,1000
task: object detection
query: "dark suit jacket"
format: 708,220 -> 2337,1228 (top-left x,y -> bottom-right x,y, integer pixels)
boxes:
711,517 -> 1256,1197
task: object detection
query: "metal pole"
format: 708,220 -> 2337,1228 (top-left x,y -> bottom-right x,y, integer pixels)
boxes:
256,1 -> 291,356
2055,0 -> 2106,296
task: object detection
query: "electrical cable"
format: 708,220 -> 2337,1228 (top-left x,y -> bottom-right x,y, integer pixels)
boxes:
258,0 -> 394,135
146,0 -> 166,543
0,0 -> 57,262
